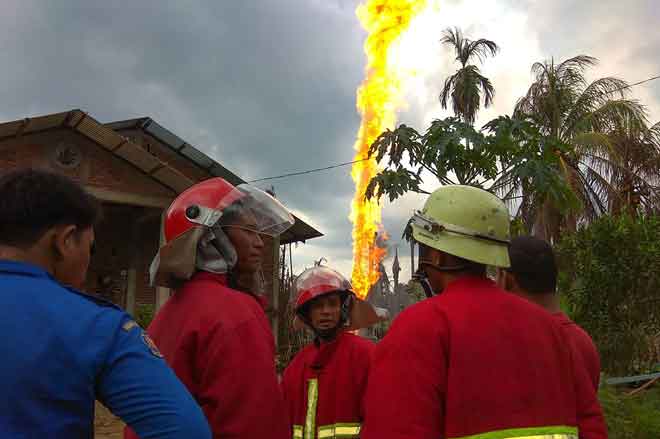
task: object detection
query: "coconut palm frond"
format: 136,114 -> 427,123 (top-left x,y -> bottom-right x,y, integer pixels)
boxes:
587,99 -> 648,133
562,77 -> 632,136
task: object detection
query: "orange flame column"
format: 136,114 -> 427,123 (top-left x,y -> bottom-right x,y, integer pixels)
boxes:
350,0 -> 428,299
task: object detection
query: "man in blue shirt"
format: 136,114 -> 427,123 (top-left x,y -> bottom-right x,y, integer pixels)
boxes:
0,169 -> 211,438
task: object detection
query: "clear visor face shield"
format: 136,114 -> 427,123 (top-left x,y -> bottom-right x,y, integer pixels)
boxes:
193,184 -> 295,287
293,267 -> 354,297
187,183 -> 295,236
150,184 -> 294,288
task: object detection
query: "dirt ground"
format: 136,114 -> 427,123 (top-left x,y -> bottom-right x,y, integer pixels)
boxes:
94,403 -> 124,439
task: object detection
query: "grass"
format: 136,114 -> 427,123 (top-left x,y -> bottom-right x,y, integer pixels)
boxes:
600,384 -> 660,438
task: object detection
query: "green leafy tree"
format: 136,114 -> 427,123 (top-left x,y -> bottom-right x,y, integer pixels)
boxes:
365,116 -> 577,215
556,214 -> 660,375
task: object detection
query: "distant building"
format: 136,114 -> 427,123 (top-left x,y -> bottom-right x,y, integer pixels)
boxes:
0,110 -> 322,319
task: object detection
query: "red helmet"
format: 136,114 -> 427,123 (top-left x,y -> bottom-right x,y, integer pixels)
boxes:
164,178 -> 244,243
164,177 -> 294,243
292,266 -> 386,332
293,266 -> 354,311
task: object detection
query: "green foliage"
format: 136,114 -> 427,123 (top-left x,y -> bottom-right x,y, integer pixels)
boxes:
600,386 -> 660,438
405,279 -> 426,304
369,53 -> 659,242
513,55 -> 655,239
556,214 -> 660,375
365,116 -> 578,225
371,319 -> 392,341
485,116 -> 582,218
134,304 -> 155,329
365,118 -> 499,201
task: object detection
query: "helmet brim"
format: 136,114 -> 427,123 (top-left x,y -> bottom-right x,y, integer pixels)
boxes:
412,223 -> 510,268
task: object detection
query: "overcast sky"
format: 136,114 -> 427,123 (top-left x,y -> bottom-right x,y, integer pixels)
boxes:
2,0 -> 658,283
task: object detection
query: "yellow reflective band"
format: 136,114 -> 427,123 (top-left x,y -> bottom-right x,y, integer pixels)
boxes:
452,425 -> 578,439
292,425 -> 303,439
304,379 -> 319,439
318,423 -> 361,438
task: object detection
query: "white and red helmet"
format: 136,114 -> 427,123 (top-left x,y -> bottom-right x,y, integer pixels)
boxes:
293,266 -> 353,311
151,177 -> 294,288
164,177 -> 293,243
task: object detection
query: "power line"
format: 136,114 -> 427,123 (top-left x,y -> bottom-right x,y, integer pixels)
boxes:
247,157 -> 369,183
247,75 -> 660,184
610,74 -> 660,93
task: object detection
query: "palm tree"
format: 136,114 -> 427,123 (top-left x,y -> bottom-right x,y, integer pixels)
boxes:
439,27 -> 499,125
606,119 -> 660,215
508,55 -> 652,240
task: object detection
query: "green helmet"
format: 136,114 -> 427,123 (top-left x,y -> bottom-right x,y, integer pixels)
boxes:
410,185 -> 511,267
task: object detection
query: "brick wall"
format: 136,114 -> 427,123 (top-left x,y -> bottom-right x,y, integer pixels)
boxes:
0,126 -> 282,316
85,203 -> 161,310
0,130 -> 175,198
0,129 -> 168,310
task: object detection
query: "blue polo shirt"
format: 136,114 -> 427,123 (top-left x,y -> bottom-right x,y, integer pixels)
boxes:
0,260 -> 211,438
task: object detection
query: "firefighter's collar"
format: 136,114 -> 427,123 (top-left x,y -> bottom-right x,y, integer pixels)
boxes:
0,260 -> 52,279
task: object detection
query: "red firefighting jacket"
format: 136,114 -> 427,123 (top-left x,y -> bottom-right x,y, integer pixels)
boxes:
555,312 -> 601,391
282,331 -> 375,439
125,272 -> 289,439
361,276 -> 607,439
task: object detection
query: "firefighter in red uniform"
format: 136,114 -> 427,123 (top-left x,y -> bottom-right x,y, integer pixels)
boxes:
281,266 -> 383,439
361,185 -> 607,439
125,177 -> 295,439
499,236 -> 602,391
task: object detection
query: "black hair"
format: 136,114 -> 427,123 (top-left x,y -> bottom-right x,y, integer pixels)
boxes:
0,168 -> 102,248
507,236 -> 557,294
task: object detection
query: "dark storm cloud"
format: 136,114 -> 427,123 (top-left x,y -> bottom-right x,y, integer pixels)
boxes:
1,0 -> 658,276
0,0 -> 367,261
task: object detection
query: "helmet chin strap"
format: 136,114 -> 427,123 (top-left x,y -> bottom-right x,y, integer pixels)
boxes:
412,269 -> 435,298
413,260 -> 468,298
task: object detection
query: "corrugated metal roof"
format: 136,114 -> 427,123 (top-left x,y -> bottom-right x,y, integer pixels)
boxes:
105,116 -> 323,243
280,217 -> 323,244
103,118 -> 146,131
0,110 -> 324,244
142,119 -> 186,150
107,117 -> 246,185
180,144 -> 215,169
